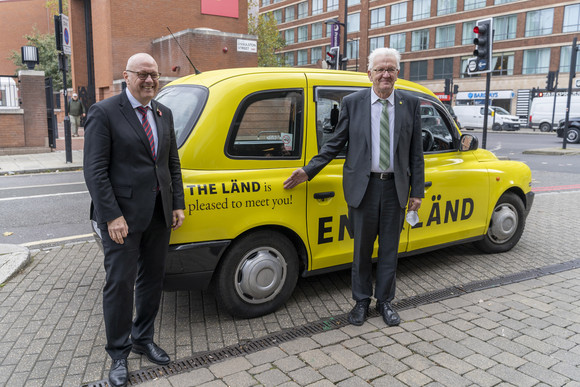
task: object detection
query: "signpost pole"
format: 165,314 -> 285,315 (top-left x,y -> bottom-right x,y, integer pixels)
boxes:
563,37 -> 578,150
58,0 -> 72,162
482,72 -> 491,149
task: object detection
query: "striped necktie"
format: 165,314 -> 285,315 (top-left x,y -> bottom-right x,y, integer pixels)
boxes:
379,99 -> 390,170
136,106 -> 156,160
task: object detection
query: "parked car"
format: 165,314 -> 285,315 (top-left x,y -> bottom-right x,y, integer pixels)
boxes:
530,95 -> 580,132
556,117 -> 580,143
454,105 -> 520,131
94,68 -> 534,318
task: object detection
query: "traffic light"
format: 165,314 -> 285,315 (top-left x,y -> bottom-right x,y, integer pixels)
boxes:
546,71 -> 557,91
473,18 -> 493,73
54,14 -> 63,51
453,84 -> 459,95
444,78 -> 452,95
326,47 -> 339,70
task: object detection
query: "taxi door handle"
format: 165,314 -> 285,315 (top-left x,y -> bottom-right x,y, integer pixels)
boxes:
425,181 -> 433,188
313,192 -> 335,200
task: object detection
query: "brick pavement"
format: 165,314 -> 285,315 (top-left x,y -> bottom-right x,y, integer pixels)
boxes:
0,191 -> 579,386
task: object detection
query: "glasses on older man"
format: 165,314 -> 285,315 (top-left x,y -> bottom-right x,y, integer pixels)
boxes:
125,70 -> 161,80
372,67 -> 398,75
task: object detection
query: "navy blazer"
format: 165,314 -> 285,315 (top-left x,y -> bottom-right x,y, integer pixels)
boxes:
303,88 -> 425,209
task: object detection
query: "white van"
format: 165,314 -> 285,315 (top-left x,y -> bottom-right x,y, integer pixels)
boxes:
529,95 -> 580,132
454,105 -> 521,131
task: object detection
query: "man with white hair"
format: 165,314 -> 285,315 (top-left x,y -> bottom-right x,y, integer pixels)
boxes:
68,92 -> 85,136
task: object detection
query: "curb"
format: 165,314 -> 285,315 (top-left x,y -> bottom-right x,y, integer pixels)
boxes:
523,148 -> 580,155
0,165 -> 83,176
0,244 -> 31,285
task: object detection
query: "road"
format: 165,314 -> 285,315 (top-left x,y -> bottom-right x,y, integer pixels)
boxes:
0,131 -> 579,246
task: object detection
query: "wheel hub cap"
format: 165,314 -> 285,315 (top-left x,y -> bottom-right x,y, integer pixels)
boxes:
488,204 -> 518,243
236,248 -> 286,303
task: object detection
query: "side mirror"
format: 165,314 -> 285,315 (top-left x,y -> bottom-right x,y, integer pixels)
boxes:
459,134 -> 478,151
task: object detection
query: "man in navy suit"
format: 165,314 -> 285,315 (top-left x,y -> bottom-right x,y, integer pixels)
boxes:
84,53 -> 185,387
284,47 -> 424,327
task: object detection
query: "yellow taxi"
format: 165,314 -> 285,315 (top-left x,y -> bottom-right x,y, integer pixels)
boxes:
154,68 -> 534,318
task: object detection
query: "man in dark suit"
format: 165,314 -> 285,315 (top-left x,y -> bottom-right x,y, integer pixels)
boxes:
284,47 -> 424,327
84,53 -> 185,387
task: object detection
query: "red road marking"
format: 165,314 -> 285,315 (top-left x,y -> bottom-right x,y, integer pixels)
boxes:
532,184 -> 580,192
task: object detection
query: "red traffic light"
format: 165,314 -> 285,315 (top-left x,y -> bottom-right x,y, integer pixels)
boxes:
473,26 -> 479,34
326,51 -> 335,58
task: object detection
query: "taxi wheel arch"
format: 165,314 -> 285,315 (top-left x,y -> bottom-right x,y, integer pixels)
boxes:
214,230 -> 300,318
474,191 -> 525,254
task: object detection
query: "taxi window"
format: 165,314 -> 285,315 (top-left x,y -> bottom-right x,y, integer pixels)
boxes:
155,85 -> 208,148
227,90 -> 303,159
314,87 -> 365,156
418,97 -> 456,153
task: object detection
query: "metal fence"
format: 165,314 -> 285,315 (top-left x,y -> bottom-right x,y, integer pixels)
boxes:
0,76 -> 19,107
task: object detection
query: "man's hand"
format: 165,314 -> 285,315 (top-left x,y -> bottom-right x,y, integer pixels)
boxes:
284,168 -> 308,189
172,209 -> 185,230
408,197 -> 422,211
107,216 -> 128,244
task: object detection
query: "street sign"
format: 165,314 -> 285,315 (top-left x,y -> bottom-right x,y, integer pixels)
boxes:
576,78 -> 580,88
61,14 -> 71,55
331,24 -> 340,48
468,58 -> 477,72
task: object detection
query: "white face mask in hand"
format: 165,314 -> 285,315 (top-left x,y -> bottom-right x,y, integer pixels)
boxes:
406,210 -> 419,226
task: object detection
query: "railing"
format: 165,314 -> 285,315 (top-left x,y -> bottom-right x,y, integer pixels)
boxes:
0,76 -> 19,108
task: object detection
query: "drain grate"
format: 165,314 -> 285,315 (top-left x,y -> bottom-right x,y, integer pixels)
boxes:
82,258 -> 580,387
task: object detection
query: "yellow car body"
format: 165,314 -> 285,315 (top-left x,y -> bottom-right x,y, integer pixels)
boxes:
156,68 -> 534,318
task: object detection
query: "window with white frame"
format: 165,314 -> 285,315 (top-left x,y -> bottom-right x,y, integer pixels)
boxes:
563,4 -> 580,32
390,33 -> 406,52
491,52 -> 514,76
311,47 -> 322,64
410,60 -> 428,81
347,40 -> 359,60
494,0 -> 516,3
285,52 -> 295,66
298,1 -> 308,18
347,13 -> 360,33
369,37 -> 384,52
262,0 -> 271,5
370,7 -> 386,29
494,15 -> 517,41
525,8 -> 554,37
348,0 -> 361,5
522,48 -> 551,74
433,58 -> 453,79
297,26 -> 308,42
312,23 -> 323,40
437,0 -> 456,16
285,6 -> 295,22
326,24 -> 333,37
413,0 -> 430,20
273,10 -> 283,24
464,0 -> 485,11
327,0 -> 339,11
560,46 -> 580,73
285,29 -> 295,45
297,49 -> 308,65
462,21 -> 476,45
312,0 -> 323,15
391,2 -> 407,24
411,29 -> 429,51
435,25 -> 455,48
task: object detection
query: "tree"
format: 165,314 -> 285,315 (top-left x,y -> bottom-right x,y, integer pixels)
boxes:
7,27 -> 71,91
248,7 -> 286,67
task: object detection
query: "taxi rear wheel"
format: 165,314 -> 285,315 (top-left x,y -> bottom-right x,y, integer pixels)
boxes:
474,192 -> 525,254
215,231 -> 299,318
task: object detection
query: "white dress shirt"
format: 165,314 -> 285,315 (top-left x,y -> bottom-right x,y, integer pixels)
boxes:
370,88 -> 395,173
126,88 -> 159,157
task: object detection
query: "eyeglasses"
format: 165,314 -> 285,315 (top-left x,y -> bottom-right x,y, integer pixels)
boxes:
372,67 -> 398,75
125,70 -> 161,80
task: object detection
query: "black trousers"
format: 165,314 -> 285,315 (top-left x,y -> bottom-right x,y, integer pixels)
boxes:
100,195 -> 171,360
348,177 -> 404,303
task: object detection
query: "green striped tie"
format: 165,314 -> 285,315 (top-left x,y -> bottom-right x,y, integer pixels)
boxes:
379,99 -> 390,170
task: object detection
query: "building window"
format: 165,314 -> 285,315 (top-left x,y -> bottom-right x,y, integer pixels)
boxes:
464,0 -> 485,11
410,60 -> 428,81
311,47 -> 322,64
563,4 -> 580,32
348,0 -> 360,5
370,37 -> 385,52
312,22 -> 323,40
285,52 -> 295,66
347,12 -> 360,33
312,0 -> 323,15
435,25 -> 455,48
273,10 -> 283,24
297,26 -> 308,42
285,6 -> 295,22
391,2 -> 407,25
494,0 -> 516,3
390,33 -> 406,53
297,49 -> 308,65
413,0 -> 431,20
411,29 -> 429,51
433,58 -> 453,79
399,64 -> 405,79
370,7 -> 386,29
347,40 -> 359,60
462,21 -> 476,45
560,46 -> 580,73
522,48 -> 551,74
298,1 -> 308,18
437,0 -> 456,16
525,8 -> 554,37
327,0 -> 339,11
326,24 -> 333,37
285,29 -> 295,45
262,0 -> 271,6
491,52 -> 514,76
494,15 -> 517,41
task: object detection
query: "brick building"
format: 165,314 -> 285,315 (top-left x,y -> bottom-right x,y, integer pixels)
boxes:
259,0 -> 580,118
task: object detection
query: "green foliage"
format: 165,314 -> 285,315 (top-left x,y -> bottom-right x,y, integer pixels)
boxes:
248,9 -> 286,67
7,27 -> 71,91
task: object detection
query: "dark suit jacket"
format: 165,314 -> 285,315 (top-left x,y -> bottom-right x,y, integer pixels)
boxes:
303,88 -> 424,208
83,90 -> 185,233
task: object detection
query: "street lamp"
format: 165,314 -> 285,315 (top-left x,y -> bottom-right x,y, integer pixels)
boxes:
21,46 -> 39,70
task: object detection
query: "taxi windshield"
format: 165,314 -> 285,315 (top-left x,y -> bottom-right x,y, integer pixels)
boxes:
156,85 -> 208,147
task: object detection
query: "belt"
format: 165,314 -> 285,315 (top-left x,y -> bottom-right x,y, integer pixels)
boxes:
370,172 -> 394,180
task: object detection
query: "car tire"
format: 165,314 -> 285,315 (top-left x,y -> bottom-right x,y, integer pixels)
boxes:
566,128 -> 580,144
474,192 -> 525,254
492,123 -> 502,131
539,123 -> 552,132
215,230 -> 299,318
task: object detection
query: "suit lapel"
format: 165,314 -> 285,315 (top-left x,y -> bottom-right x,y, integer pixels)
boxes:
119,91 -> 157,160
151,100 -> 164,157
393,90 -> 403,154
361,90 -> 372,155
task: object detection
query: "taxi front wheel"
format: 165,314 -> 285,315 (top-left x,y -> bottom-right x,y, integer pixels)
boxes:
215,231 -> 299,318
474,192 -> 525,254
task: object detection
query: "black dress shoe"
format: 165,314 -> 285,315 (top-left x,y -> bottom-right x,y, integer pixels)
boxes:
376,301 -> 401,326
348,299 -> 371,326
132,342 -> 170,365
108,358 -> 128,387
